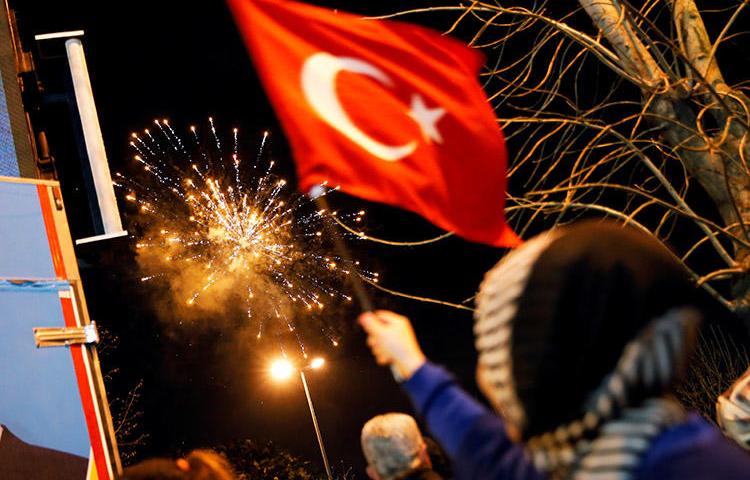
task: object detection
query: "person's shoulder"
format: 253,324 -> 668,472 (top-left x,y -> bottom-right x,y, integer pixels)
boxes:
641,413 -> 750,480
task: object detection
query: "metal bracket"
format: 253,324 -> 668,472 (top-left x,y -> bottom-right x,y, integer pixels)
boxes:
33,322 -> 99,348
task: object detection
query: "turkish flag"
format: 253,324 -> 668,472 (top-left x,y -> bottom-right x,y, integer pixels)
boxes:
228,0 -> 520,247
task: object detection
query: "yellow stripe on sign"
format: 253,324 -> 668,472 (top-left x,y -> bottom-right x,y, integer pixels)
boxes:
87,448 -> 99,480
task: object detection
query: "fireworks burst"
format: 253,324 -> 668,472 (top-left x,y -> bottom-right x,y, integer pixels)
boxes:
115,118 -> 376,353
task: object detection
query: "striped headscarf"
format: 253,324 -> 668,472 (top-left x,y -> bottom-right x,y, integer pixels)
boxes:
717,367 -> 750,450
474,221 -> 701,479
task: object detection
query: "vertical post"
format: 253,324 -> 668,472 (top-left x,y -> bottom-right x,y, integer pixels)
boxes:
309,188 -> 403,380
300,370 -> 333,480
310,187 -> 373,312
65,38 -> 125,237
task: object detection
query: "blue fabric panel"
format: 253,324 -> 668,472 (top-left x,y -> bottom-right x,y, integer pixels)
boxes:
0,284 -> 90,457
0,182 -> 56,279
0,72 -> 19,177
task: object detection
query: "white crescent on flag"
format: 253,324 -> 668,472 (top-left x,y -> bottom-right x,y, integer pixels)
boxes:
300,52 -> 445,162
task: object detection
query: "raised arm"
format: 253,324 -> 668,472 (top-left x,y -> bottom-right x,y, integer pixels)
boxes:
358,311 -> 541,480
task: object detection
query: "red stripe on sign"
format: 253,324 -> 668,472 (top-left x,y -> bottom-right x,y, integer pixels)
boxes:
60,295 -> 110,480
36,185 -> 67,279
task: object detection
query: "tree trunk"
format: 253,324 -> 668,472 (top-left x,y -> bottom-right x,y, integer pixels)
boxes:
579,0 -> 750,314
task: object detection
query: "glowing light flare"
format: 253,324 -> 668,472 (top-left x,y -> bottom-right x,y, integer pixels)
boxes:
310,357 -> 325,369
270,359 -> 294,380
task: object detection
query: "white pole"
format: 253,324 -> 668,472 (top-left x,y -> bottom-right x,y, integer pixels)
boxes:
65,38 -> 124,236
300,370 -> 333,480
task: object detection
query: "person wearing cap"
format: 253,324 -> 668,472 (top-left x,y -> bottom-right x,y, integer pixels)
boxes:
361,413 -> 442,480
360,221 -> 750,480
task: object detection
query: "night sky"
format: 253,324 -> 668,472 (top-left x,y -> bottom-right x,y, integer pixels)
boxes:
12,0 -> 499,475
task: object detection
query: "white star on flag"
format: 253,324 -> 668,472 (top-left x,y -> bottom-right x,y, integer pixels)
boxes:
407,94 -> 446,144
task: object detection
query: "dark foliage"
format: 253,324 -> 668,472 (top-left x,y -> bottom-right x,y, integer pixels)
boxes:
214,439 -> 323,480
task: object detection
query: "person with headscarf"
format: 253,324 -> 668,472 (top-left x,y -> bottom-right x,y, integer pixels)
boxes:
717,365 -> 750,450
360,221 -> 750,479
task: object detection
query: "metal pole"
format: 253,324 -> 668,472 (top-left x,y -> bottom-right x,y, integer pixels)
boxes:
300,370 -> 333,480
308,188 -> 405,380
65,38 -> 126,237
309,187 -> 374,312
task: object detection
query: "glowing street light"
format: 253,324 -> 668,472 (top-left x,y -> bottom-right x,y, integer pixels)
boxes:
269,357 -> 332,480
270,359 -> 294,380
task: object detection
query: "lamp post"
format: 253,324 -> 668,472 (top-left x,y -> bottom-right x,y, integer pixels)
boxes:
270,357 -> 333,480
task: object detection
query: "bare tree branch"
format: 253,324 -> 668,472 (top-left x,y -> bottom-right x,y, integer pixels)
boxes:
578,0 -> 667,86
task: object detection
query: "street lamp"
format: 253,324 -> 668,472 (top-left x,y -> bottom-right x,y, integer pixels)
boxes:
270,359 -> 294,380
270,356 -> 332,480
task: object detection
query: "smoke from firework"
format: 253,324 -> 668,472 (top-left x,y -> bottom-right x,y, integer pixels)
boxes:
115,118 -> 377,353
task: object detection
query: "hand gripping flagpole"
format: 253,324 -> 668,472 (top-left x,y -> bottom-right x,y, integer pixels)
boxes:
308,186 -> 404,382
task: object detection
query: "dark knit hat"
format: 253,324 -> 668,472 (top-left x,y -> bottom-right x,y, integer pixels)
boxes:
475,220 -> 698,440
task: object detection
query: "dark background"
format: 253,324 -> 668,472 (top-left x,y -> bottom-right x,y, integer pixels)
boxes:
10,0 -> 750,477
11,0 -> 495,475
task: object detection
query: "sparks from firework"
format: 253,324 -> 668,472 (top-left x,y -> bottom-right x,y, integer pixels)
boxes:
116,118 -> 378,355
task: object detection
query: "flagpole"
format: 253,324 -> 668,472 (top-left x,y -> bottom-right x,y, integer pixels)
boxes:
309,187 -> 407,381
309,186 -> 374,312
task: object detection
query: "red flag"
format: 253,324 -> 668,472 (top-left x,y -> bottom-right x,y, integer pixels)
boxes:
228,0 -> 520,247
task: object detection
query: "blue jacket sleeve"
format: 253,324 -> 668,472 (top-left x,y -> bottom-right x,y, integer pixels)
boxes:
402,362 -> 543,480
640,414 -> 750,480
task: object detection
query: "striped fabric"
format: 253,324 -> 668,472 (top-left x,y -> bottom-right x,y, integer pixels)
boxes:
474,230 -> 561,432
526,307 -> 698,479
571,398 -> 685,480
474,229 -> 701,480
